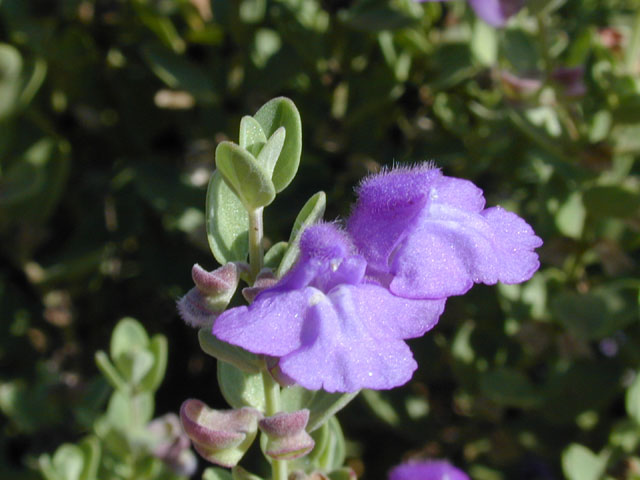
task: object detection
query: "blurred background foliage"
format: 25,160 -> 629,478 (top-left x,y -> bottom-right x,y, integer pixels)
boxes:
0,0 -> 639,479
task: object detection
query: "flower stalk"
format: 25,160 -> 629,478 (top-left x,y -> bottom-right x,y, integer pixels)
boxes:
262,366 -> 288,480
248,208 -> 265,283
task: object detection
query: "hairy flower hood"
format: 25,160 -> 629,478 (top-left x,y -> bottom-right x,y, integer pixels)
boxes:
347,165 -> 542,300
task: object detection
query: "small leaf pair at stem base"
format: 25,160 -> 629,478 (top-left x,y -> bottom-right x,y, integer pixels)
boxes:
206,97 -> 302,266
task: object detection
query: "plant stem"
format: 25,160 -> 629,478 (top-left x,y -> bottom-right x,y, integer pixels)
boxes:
248,207 -> 264,283
262,367 -> 288,480
626,6 -> 640,73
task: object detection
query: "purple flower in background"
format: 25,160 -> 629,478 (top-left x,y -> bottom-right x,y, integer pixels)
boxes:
389,460 -> 470,480
347,165 -> 542,300
419,0 -> 526,26
213,223 -> 445,393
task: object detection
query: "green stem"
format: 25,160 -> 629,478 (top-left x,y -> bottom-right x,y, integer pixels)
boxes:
262,367 -> 288,480
626,6 -> 640,73
248,207 -> 264,283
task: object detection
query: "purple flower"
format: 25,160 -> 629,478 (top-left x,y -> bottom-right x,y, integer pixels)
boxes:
389,460 -> 470,480
419,0 -> 526,27
213,223 -> 445,393
347,165 -> 542,300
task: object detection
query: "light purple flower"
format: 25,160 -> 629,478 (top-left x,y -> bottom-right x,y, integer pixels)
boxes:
419,0 -> 526,26
213,223 -> 445,393
389,460 -> 470,480
347,165 -> 542,300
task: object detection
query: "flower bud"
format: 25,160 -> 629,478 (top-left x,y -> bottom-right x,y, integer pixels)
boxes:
259,409 -> 315,461
177,263 -> 240,328
147,413 -> 197,475
242,269 -> 278,303
180,399 -> 262,467
551,66 -> 586,97
499,71 -> 542,99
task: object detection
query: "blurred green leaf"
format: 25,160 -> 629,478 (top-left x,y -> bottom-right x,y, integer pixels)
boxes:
626,372 -> 640,425
110,318 -> 149,362
203,468 -> 234,480
562,444 -> 607,480
0,43 -> 23,119
583,185 -> 640,218
471,19 -> 498,66
339,0 -> 417,32
141,43 -> 215,103
217,361 -> 266,411
479,368 -> 540,408
138,334 -> 168,392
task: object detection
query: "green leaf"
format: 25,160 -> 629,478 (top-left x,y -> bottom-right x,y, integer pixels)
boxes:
203,467 -> 234,480
199,328 -> 261,373
254,97 -> 302,192
139,334 -> 168,392
217,361 -> 266,410
215,141 -> 276,210
281,387 -> 357,432
277,191 -> 326,277
256,127 -> 286,178
239,115 -> 267,156
312,417 -> 346,471
562,444 -> 607,480
264,241 -> 288,270
626,372 -> 640,425
206,170 -> 249,264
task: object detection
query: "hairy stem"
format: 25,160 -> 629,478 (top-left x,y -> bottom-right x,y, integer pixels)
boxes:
248,207 -> 264,283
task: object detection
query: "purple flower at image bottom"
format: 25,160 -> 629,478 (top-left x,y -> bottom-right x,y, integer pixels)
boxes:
348,164 -> 542,300
389,460 -> 470,480
418,0 -> 526,26
213,223 -> 444,393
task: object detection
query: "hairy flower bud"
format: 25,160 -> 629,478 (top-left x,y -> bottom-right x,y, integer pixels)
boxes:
179,399 -> 262,467
177,263 -> 240,328
259,409 -> 315,460
242,268 -> 278,303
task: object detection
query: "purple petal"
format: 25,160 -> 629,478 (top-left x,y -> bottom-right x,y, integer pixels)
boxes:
279,285 -> 429,392
468,0 -> 525,26
481,206 -> 543,283
389,460 -> 469,480
351,284 -> 445,340
390,203 -> 541,298
213,289 -> 313,357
